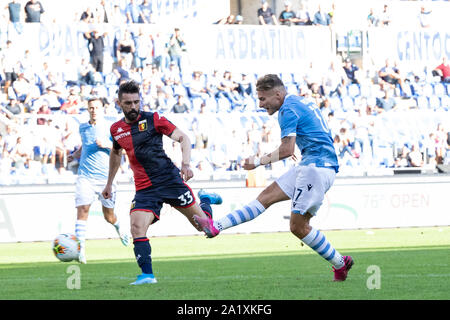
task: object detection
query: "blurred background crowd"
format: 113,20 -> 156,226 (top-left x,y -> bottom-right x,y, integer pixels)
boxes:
1,0 -> 449,185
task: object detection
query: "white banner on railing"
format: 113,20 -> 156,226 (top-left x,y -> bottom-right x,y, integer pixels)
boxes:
367,29 -> 450,69
184,25 -> 333,73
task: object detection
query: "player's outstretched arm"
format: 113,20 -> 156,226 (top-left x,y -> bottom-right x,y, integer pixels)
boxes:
168,128 -> 193,181
243,136 -> 296,170
102,147 -> 122,199
67,146 -> 82,163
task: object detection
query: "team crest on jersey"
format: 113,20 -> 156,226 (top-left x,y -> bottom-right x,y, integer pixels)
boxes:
138,119 -> 147,132
130,201 -> 136,210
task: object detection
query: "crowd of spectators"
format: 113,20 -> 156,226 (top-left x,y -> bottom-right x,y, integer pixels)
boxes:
1,1 -> 450,184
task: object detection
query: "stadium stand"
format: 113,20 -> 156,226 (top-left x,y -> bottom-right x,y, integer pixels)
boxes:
0,0 -> 449,186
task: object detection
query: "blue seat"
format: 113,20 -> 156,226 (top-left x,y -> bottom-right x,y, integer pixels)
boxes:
359,82 -> 372,98
347,83 -> 360,98
329,96 -> 342,111
429,95 -> 441,110
340,96 -> 354,111
416,96 -> 429,109
440,96 -> 449,110
422,83 -> 434,97
433,83 -> 446,97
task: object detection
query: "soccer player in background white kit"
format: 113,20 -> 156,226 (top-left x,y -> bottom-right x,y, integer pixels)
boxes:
195,74 -> 354,281
68,98 -> 130,264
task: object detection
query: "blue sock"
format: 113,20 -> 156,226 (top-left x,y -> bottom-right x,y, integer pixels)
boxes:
133,237 -> 153,274
200,201 -> 213,219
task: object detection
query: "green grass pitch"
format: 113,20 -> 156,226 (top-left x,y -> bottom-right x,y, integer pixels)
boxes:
0,227 -> 449,300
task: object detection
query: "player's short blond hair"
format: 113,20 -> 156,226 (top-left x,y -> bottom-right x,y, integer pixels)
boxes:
256,74 -> 285,92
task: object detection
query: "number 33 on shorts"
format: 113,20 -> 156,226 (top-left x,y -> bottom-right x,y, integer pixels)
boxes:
178,191 -> 193,206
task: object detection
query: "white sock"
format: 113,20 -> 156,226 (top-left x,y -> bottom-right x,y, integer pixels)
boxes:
75,219 -> 87,248
113,217 -> 120,231
214,200 -> 266,231
301,227 -> 345,269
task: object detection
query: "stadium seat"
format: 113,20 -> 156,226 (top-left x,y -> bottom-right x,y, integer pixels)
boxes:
329,96 -> 342,111
191,97 -> 204,112
416,96 -> 429,109
440,96 -> 449,110
204,96 -> 217,111
347,83 -> 360,98
341,96 -> 354,111
286,84 -> 298,95
422,83 -> 434,98
359,82 -> 372,98
292,73 -> 305,85
242,96 -> 256,112
429,95 -> 441,110
216,96 -> 231,113
433,83 -> 446,97
280,72 -> 294,85
401,83 -> 413,97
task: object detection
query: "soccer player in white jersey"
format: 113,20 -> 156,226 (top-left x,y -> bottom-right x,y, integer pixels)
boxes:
68,98 -> 130,264
195,74 -> 354,281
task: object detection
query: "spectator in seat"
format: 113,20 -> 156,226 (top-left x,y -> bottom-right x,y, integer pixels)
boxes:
116,30 -> 136,70
84,28 -> 107,73
379,4 -> 391,27
343,58 -> 360,84
407,143 -> 424,167
139,0 -> 153,23
188,71 -> 210,101
125,0 -> 141,24
367,8 -> 378,27
257,0 -> 278,25
279,1 -> 299,26
375,89 -> 397,112
313,4 -> 331,26
433,57 -> 450,83
295,2 -> 312,25
24,0 -> 44,23
418,5 -> 432,28
378,59 -> 408,97
171,94 -> 190,114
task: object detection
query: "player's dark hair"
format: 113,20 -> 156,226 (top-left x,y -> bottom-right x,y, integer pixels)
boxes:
256,74 -> 285,92
118,80 -> 140,100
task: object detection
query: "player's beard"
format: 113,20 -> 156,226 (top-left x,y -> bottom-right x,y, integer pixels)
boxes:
124,109 -> 139,122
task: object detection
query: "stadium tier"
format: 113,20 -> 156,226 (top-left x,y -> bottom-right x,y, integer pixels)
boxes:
1,0 -> 449,185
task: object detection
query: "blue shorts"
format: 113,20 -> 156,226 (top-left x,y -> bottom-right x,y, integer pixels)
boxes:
130,176 -> 196,223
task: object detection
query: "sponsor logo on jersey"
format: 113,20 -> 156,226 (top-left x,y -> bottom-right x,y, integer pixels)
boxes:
138,119 -> 147,132
114,130 -> 131,141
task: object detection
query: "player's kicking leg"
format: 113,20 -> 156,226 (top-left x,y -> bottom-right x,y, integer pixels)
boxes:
177,189 -> 222,235
192,189 -> 223,237
194,182 -> 285,238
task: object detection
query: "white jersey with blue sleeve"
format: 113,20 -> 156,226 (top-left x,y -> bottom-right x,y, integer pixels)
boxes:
278,94 -> 339,172
78,119 -> 112,180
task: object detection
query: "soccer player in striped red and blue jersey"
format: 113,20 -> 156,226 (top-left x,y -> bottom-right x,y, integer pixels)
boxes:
102,80 -> 221,285
194,74 -> 354,281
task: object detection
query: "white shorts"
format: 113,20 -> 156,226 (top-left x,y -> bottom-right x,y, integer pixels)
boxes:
275,165 -> 336,216
75,176 -> 116,209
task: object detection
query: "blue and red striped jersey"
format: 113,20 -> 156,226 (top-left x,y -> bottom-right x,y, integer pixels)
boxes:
110,111 -> 179,190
